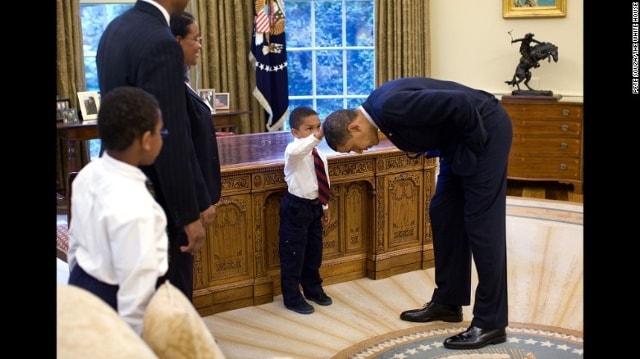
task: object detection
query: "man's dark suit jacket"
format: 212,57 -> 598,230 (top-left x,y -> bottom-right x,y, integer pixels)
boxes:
96,1 -> 202,228
361,77 -> 505,177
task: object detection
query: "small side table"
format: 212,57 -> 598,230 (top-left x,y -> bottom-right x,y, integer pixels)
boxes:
212,109 -> 251,133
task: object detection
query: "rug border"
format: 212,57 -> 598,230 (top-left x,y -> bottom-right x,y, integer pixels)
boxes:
331,321 -> 583,359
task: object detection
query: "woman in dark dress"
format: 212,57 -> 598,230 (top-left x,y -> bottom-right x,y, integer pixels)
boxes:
170,11 -> 222,300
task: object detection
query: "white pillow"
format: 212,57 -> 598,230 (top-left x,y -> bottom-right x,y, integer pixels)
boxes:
142,281 -> 226,359
57,284 -> 157,359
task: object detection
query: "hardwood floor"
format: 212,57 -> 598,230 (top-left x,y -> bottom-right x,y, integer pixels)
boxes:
57,183 -> 583,358
507,179 -> 583,204
203,197 -> 583,358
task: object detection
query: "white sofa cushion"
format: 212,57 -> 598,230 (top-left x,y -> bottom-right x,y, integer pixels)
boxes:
142,281 -> 226,359
57,284 -> 157,359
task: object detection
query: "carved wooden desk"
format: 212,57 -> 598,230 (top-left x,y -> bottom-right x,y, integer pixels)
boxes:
194,131 -> 437,315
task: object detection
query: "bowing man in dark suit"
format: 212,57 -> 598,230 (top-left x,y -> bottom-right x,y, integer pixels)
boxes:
96,0 -> 211,301
322,77 -> 513,350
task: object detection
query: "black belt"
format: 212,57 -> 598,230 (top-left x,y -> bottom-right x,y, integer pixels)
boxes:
286,192 -> 321,205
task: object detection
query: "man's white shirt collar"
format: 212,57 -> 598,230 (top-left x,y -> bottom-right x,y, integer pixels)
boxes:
141,0 -> 170,26
358,105 -> 379,129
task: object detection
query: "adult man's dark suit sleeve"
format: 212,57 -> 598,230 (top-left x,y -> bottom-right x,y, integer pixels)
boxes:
382,90 -> 488,154
139,39 -> 200,226
96,2 -> 200,227
363,79 -> 490,177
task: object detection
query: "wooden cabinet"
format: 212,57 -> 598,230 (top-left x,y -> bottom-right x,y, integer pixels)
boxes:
192,131 -> 437,316
500,99 -> 583,194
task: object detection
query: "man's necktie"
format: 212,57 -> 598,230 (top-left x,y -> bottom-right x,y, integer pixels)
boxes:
312,147 -> 330,205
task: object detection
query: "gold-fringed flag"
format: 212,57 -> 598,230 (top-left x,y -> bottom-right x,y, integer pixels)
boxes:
249,0 -> 289,132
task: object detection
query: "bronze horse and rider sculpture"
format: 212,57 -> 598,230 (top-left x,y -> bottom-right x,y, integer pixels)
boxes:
505,33 -> 558,96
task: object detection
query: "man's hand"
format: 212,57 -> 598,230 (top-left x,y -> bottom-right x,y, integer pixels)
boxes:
322,208 -> 331,226
181,219 -> 206,254
201,205 -> 217,226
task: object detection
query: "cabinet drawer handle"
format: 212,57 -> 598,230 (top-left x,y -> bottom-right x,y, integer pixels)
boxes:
559,163 -> 568,170
560,124 -> 569,131
560,142 -> 568,149
562,109 -> 570,116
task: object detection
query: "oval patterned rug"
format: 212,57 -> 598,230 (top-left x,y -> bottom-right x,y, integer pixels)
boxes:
332,322 -> 582,359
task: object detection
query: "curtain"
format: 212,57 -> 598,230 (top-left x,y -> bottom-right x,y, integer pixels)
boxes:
189,0 -> 431,132
56,0 -> 88,199
375,0 -> 431,85
55,0 -> 432,178
189,0 -> 263,133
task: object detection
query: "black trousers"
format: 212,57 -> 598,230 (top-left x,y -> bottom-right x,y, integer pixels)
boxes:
69,264 -> 164,310
429,103 -> 513,329
278,192 -> 325,307
68,264 -> 119,310
158,225 -> 194,301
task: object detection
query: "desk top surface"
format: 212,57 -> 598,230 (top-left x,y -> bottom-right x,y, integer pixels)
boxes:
216,131 -> 398,168
56,123 -> 401,169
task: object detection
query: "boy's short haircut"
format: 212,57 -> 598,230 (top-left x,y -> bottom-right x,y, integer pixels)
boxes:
289,106 -> 318,130
98,87 -> 161,152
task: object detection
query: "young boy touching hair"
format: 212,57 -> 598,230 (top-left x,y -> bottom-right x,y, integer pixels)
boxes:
67,86 -> 169,335
279,106 -> 332,314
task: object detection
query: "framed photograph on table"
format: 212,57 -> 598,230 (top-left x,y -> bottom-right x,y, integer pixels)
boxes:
62,108 -> 80,124
214,93 -> 230,110
57,98 -> 70,122
503,0 -> 566,18
77,91 -> 101,121
198,88 -> 216,114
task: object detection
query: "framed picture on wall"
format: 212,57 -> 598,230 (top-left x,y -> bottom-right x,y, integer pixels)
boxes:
503,0 -> 566,18
198,88 -> 216,114
214,93 -> 230,110
77,91 -> 101,121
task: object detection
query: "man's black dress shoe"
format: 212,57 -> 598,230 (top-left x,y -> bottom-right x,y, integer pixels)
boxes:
399,301 -> 462,323
443,326 -> 506,349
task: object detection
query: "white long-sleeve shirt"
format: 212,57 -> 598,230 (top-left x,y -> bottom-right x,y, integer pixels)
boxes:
67,152 -> 168,335
283,135 -> 330,210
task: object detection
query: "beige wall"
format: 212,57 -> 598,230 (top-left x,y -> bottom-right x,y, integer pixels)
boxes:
429,1 -> 583,98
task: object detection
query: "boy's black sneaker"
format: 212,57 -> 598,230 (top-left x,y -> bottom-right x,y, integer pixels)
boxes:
285,301 -> 315,314
305,292 -> 333,306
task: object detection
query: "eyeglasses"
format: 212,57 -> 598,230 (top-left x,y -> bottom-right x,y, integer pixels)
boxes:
184,36 -> 202,44
404,150 -> 441,160
160,128 -> 169,137
404,151 -> 425,160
